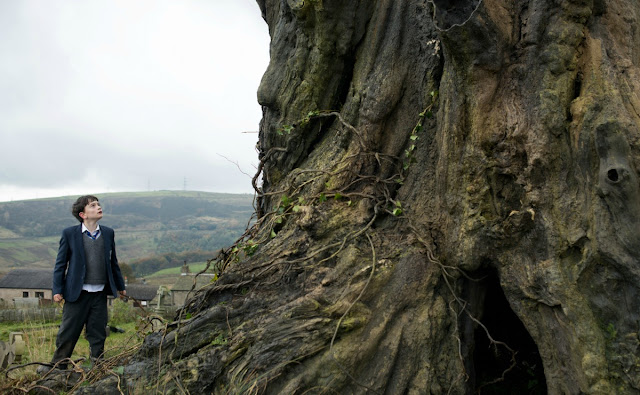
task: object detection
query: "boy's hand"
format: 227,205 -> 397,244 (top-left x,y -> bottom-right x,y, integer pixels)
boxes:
53,294 -> 63,303
119,290 -> 128,302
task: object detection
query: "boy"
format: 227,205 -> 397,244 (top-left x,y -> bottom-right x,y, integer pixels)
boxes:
41,195 -> 126,373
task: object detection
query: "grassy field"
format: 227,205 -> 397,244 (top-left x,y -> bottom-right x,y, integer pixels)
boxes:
0,259 -> 220,392
146,261 -> 210,277
0,300 -> 147,391
0,238 -> 58,269
139,260 -> 214,287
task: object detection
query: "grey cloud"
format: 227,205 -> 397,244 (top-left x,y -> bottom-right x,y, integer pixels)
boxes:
0,0 -> 269,202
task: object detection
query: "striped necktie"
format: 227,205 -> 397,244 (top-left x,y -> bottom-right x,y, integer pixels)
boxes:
85,229 -> 100,240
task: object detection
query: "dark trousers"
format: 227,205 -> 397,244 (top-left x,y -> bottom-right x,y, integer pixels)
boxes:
52,290 -> 108,367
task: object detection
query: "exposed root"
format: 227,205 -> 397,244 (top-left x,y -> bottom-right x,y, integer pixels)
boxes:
328,231 -> 380,395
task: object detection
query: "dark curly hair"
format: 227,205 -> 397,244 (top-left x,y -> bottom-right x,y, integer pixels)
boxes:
71,195 -> 99,223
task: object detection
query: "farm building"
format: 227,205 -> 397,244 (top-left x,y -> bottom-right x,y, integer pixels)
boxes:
0,269 -> 53,306
124,283 -> 158,308
170,274 -> 216,307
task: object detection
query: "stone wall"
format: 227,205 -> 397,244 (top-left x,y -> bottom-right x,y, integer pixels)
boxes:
0,307 -> 60,322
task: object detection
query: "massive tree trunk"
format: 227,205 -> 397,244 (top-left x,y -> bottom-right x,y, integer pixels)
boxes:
82,0 -> 640,393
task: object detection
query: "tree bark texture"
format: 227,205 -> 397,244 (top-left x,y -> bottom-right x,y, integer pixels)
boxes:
80,0 -> 640,394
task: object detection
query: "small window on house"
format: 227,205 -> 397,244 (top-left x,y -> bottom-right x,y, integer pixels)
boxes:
35,292 -> 44,299
22,292 -> 29,298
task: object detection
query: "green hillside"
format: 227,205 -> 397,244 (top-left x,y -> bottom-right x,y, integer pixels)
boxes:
0,191 -> 254,275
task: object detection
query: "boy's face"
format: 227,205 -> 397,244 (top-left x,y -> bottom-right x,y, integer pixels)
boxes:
79,200 -> 103,222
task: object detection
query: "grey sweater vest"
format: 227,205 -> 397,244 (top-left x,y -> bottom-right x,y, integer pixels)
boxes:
83,233 -> 106,285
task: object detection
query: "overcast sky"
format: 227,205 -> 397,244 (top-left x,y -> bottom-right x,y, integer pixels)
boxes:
0,0 -> 270,202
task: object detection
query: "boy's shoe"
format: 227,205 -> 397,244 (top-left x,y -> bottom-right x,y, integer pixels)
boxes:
36,364 -> 55,375
36,363 -> 67,375
90,356 -> 103,369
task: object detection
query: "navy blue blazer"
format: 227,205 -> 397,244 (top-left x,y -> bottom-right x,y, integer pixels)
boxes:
52,224 -> 126,303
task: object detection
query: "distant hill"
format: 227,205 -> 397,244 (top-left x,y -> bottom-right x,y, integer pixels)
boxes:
0,191 -> 254,275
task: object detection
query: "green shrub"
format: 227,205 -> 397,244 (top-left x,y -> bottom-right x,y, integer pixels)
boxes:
109,299 -> 138,325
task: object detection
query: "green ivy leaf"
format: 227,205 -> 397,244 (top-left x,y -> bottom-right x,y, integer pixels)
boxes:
293,205 -> 301,213
319,193 -> 327,203
334,192 -> 342,200
393,208 -> 403,216
410,134 -> 419,141
270,229 -> 277,238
